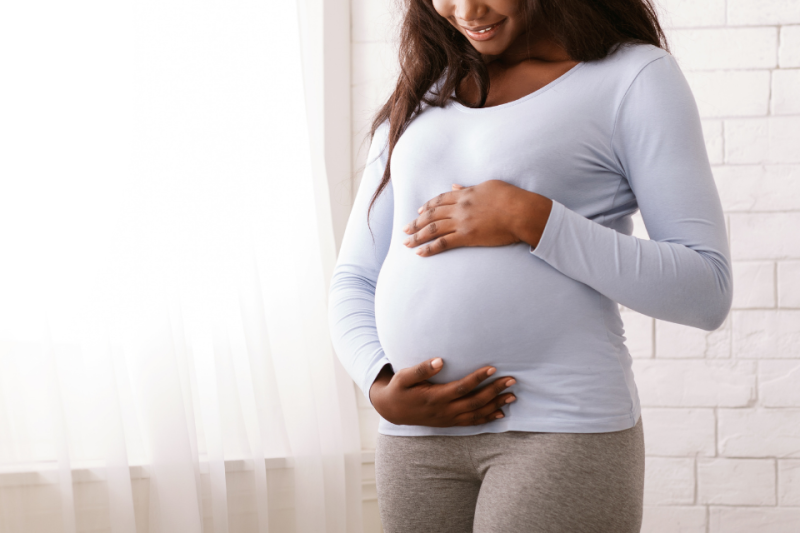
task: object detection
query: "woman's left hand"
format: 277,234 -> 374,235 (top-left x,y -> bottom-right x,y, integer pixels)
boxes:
402,179 -> 553,257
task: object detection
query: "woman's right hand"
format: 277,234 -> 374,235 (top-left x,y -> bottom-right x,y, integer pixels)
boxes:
368,358 -> 516,427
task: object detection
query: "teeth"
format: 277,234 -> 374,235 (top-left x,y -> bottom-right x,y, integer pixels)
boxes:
475,24 -> 496,33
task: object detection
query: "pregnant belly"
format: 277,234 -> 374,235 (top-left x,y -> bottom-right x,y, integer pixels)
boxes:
374,241 -> 615,384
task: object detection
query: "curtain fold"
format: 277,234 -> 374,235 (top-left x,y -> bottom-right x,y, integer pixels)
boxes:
0,1 -> 362,532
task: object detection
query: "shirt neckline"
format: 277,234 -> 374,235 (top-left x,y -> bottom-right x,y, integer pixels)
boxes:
449,60 -> 586,113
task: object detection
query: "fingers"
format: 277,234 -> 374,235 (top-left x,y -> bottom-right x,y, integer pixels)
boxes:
452,392 -> 516,426
440,366 -> 498,400
416,190 -> 460,215
414,232 -> 465,256
402,218 -> 457,248
403,204 -> 455,235
449,377 -> 516,413
394,357 -> 444,388
403,218 -> 460,251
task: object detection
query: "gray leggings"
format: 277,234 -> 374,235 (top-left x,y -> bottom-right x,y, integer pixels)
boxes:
375,416 -> 644,533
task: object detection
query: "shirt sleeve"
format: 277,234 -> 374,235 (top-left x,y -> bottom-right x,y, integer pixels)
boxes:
530,54 -> 732,331
328,121 -> 393,404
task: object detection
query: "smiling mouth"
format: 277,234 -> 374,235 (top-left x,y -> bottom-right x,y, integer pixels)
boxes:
461,19 -> 505,41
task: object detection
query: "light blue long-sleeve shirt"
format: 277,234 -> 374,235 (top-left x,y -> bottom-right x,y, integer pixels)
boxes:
328,43 -> 732,436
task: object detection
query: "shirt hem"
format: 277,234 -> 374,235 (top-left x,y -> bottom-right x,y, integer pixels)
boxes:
377,404 -> 642,437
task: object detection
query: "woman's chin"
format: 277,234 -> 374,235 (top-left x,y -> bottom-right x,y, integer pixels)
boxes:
470,39 -> 511,57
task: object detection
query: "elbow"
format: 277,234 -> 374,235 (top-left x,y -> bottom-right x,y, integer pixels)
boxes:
695,298 -> 731,331
695,266 -> 733,332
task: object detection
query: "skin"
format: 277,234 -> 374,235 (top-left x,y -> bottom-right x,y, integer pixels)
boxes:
370,0 -> 578,427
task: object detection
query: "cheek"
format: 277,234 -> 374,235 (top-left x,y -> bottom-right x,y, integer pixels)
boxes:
430,0 -> 451,18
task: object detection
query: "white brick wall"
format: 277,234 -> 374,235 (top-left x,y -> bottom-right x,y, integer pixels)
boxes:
697,458 -> 776,505
709,507 -> 800,533
642,505 -> 707,533
714,165 -> 800,213
778,261 -> 800,307
722,119 -> 800,165
718,408 -> 800,457
780,26 -> 800,67
779,460 -> 800,505
760,360 -> 800,406
730,213 -> 800,260
350,0 -> 401,193
724,118 -> 770,164
633,360 -> 755,406
640,408 -> 716,456
654,317 -> 731,359
772,69 -> 800,115
727,0 -> 800,26
731,261 -> 776,308
670,28 -> 777,70
644,457 -> 696,505
655,0 -> 726,28
349,0 -> 800,530
731,310 -> 800,357
685,71 -> 771,118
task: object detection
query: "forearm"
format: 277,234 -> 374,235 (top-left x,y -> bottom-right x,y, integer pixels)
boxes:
328,273 -> 393,401
517,54 -> 733,331
327,120 -> 394,404
530,199 -> 732,331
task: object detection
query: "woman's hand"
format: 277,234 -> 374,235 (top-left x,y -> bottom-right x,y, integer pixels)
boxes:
401,179 -> 553,257
369,358 -> 517,427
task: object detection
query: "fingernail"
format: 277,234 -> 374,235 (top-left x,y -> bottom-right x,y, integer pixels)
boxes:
506,396 -> 516,404
417,207 -> 423,213
416,249 -> 423,255
402,224 -> 410,232
506,379 -> 516,387
486,367 -> 496,376
403,238 -> 411,245
495,413 -> 504,419
431,358 -> 443,369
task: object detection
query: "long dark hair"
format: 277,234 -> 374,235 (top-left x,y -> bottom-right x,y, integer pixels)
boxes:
363,0 -> 669,232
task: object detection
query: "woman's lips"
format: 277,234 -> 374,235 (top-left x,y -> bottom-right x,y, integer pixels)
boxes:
462,19 -> 505,41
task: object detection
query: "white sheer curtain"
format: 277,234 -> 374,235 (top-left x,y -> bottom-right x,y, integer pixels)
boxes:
0,1 -> 362,532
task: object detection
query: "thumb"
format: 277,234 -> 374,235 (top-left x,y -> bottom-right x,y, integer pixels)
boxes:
396,357 -> 443,387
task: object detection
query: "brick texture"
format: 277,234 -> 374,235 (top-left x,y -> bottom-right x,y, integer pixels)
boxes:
779,26 -> 800,67
644,457 -> 696,505
778,261 -> 800,308
697,458 -> 776,505
727,0 -> 800,26
760,360 -> 800,406
642,506 -> 707,533
670,28 -> 777,70
685,71 -> 771,118
778,460 -> 800,505
718,408 -> 800,457
641,408 -> 716,456
709,507 -> 800,533
731,261 -> 776,308
772,69 -> 800,115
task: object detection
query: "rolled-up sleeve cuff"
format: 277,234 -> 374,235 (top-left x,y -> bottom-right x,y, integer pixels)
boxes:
529,199 -> 566,260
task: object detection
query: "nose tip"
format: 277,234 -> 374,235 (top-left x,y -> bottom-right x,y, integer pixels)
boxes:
454,0 -> 487,23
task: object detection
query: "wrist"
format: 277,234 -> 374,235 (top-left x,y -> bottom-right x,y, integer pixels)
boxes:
369,363 -> 394,408
513,191 -> 553,249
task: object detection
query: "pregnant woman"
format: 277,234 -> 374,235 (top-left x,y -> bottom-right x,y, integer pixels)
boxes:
328,0 -> 732,531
